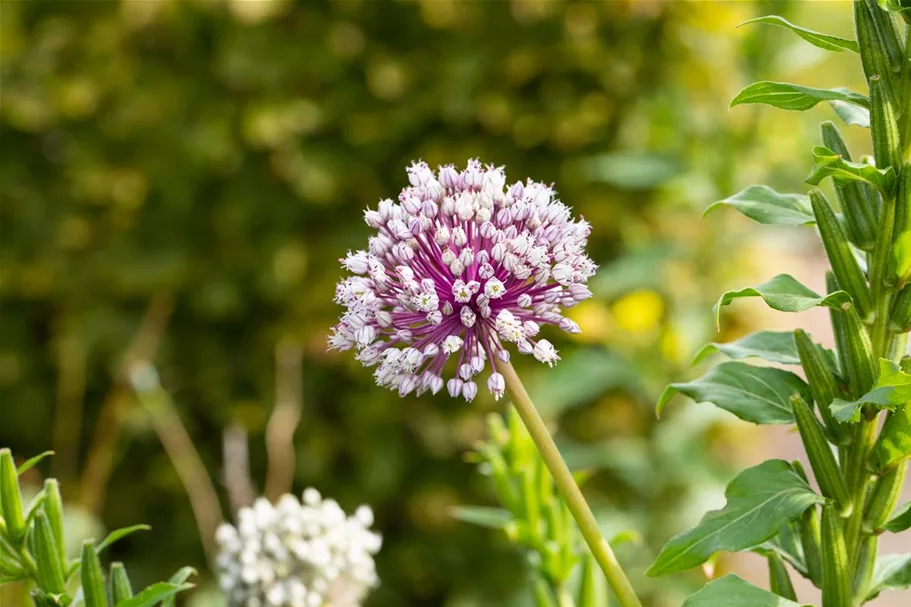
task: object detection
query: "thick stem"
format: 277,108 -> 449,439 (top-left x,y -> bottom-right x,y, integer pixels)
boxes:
500,361 -> 643,607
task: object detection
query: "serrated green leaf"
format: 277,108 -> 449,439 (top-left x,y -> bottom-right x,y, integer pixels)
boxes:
648,461 -> 824,576
692,330 -> 800,365
114,582 -> 194,607
658,361 -> 809,424
739,16 -> 859,53
806,145 -> 897,194
830,359 -> 911,423
731,81 -> 869,111
713,274 -> 851,329
872,404 -> 911,471
828,100 -> 870,128
704,185 -> 814,225
883,500 -> 911,532
16,451 -> 54,476
450,506 -> 513,530
95,525 -> 151,555
865,553 -> 911,600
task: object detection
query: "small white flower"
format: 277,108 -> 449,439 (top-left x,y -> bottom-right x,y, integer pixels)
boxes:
532,339 -> 560,366
487,373 -> 505,400
483,278 -> 505,299
442,335 -> 463,354
460,306 -> 476,328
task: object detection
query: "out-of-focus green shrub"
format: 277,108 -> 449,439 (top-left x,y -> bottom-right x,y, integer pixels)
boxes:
0,0 -> 851,605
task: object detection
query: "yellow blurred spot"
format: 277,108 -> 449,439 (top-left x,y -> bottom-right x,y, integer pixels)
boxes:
566,300 -> 612,343
660,326 -> 683,364
612,290 -> 664,333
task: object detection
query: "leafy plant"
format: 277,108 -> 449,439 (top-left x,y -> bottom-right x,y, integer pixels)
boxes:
0,449 -> 194,607
652,1 -> 911,605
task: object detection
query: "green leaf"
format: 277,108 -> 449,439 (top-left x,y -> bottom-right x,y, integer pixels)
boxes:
883,500 -> 911,532
831,359 -> 911,422
731,81 -> 869,111
16,451 -> 55,476
450,506 -> 513,530
114,582 -> 194,607
703,185 -> 814,225
658,361 -> 809,424
713,274 -> 851,329
866,553 -> 911,600
738,16 -> 859,53
692,330 -> 800,365
806,146 -> 897,194
96,525 -> 151,554
872,404 -> 911,472
647,460 -> 824,576
161,567 -> 197,607
829,100 -> 870,128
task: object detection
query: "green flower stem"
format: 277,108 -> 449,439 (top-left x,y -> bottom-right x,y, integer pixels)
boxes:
500,361 -> 643,607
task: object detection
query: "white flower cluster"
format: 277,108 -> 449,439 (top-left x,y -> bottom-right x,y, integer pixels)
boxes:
215,489 -> 381,607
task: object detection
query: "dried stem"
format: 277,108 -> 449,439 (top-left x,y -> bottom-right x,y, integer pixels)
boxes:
264,339 -> 303,502
223,423 -> 255,515
79,293 -> 173,514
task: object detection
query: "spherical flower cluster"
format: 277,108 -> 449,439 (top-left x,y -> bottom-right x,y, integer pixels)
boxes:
329,159 -> 595,402
215,490 -> 381,607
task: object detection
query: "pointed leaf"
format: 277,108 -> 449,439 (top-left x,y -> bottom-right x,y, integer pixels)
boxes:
16,451 -> 54,476
739,16 -> 859,53
693,330 -> 800,365
713,274 -> 851,329
450,506 -> 513,530
883,500 -> 911,532
829,100 -> 870,128
731,81 -> 869,111
658,361 -> 809,424
866,553 -> 911,600
161,567 -> 197,607
113,582 -> 194,607
647,460 -> 824,576
681,575 -> 812,607
704,186 -> 814,225
807,146 -> 897,194
830,359 -> 911,422
95,525 -> 151,554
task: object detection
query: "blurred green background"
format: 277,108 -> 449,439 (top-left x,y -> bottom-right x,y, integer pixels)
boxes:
0,1 -> 870,606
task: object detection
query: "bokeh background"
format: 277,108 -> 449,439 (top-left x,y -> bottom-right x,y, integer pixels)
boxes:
1,1 -> 905,606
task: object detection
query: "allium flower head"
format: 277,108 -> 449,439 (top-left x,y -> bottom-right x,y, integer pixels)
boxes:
329,159 -> 595,402
215,490 -> 381,607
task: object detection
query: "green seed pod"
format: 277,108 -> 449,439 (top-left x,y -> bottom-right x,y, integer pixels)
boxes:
892,284 -> 911,332
821,122 -> 878,250
110,562 -> 134,603
798,503 -> 824,587
795,329 -> 850,445
855,0 -> 900,104
768,552 -> 798,600
34,511 -> 66,595
827,273 -> 851,378
578,551 -> 607,607
81,540 -> 108,607
869,75 -> 902,172
791,396 -> 852,515
0,534 -> 25,578
43,479 -> 67,574
821,505 -> 851,607
864,462 -> 908,532
896,162 -> 910,237
839,303 -> 877,398
853,536 -> 878,600
0,449 -> 26,546
810,190 -> 873,320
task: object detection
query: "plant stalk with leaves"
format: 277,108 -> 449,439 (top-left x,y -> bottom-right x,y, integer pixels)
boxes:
652,2 -> 911,605
0,449 -> 194,607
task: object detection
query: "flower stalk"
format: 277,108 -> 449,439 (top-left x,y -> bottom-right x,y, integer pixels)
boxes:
499,361 -> 643,607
